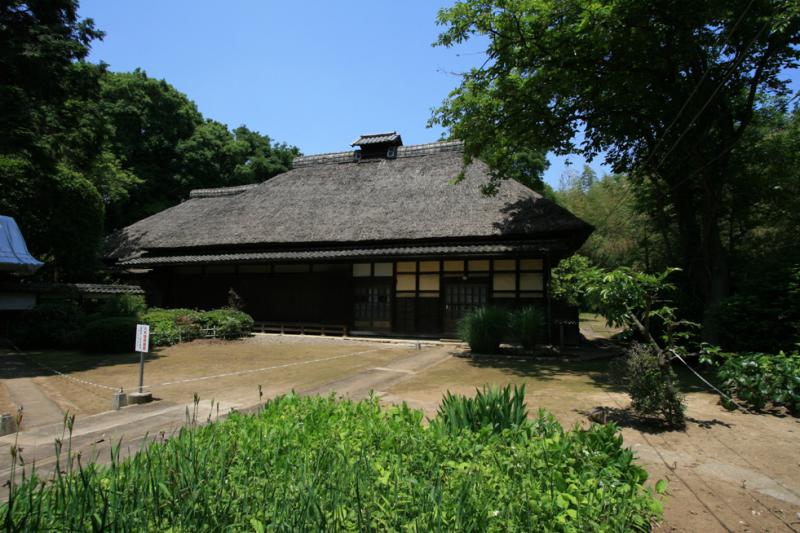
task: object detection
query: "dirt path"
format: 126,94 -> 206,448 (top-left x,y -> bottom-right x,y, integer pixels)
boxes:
1,353 -> 64,429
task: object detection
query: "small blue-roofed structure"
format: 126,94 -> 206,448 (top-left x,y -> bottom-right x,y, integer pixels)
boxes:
0,215 -> 43,275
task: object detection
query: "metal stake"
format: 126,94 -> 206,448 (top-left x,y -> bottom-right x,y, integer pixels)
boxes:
138,351 -> 145,393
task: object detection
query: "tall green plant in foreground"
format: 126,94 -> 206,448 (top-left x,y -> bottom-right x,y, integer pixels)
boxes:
2,394 -> 664,531
433,384 -> 529,434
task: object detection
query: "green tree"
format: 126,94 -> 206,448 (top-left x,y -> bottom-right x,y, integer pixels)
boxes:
432,0 -> 800,339
556,173 -> 662,271
0,0 -> 120,278
1,4 -> 298,279
101,70 -> 299,229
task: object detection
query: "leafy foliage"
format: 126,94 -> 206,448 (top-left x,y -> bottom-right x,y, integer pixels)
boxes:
89,294 -> 146,320
551,257 -> 690,426
82,316 -> 139,353
141,307 -> 253,346
551,255 -> 689,346
712,265 -> 800,353
432,0 -> 800,337
197,308 -> 255,339
1,394 -> 663,531
509,306 -> 545,350
550,255 -> 595,309
432,384 -> 529,434
701,349 -> 800,413
0,4 -> 297,279
10,300 -> 86,349
555,172 -> 662,271
140,308 -> 203,347
457,306 -> 509,353
614,344 -> 686,428
100,70 -> 299,229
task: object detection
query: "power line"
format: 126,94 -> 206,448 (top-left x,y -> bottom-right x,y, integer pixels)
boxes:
592,11 -> 770,233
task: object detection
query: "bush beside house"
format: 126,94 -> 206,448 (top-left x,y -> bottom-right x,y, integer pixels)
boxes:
141,308 -> 254,347
10,295 -> 253,353
458,306 -> 546,354
11,300 -> 86,349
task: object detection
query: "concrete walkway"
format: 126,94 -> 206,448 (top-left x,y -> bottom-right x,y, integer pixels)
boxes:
0,345 -> 452,493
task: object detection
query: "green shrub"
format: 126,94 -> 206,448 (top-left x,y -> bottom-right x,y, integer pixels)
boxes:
198,308 -> 254,338
510,306 -> 545,350
458,306 -> 509,353
10,300 -> 86,349
432,384 -> 529,434
1,394 -> 663,531
92,293 -> 146,319
706,350 -> 800,414
618,343 -> 686,428
83,317 -> 139,353
711,265 -> 800,353
141,307 -> 253,346
141,308 -> 203,347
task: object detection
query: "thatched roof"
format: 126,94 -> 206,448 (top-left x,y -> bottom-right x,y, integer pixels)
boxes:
107,140 -> 592,263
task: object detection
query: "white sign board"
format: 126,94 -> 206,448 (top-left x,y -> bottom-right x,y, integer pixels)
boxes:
135,324 -> 150,353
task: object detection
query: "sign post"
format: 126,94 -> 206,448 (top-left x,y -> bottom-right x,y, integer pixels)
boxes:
135,324 -> 150,394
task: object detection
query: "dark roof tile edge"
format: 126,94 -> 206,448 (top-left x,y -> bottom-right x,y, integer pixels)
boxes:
118,240 -> 565,266
351,132 -> 401,146
189,184 -> 258,199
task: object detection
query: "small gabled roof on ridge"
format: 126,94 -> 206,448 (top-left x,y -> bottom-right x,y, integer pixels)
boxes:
351,132 -> 402,146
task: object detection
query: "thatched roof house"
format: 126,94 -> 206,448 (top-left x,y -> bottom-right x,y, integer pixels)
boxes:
108,135 -> 591,338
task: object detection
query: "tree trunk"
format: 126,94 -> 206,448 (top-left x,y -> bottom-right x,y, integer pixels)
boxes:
668,168 -> 730,343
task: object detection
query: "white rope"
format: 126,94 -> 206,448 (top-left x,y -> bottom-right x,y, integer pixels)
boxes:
16,353 -> 120,392
149,345 -> 398,388
667,349 -> 751,414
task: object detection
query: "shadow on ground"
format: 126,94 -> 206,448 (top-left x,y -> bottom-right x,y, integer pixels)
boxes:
0,349 -> 166,379
576,406 -> 735,434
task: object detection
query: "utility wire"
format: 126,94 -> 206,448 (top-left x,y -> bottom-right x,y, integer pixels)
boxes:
591,3 -> 767,233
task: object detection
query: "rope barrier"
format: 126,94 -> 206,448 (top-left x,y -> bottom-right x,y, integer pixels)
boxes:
11,344 -> 404,393
667,348 -> 751,414
150,345 -> 397,388
15,352 -> 121,392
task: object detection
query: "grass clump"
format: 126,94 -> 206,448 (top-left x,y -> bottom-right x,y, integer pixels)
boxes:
510,306 -> 545,350
458,306 -> 509,354
2,394 -> 664,531
433,384 -> 529,434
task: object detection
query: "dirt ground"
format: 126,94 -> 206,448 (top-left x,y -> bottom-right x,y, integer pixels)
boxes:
5,332 -> 800,531
580,312 -> 624,340
383,353 -> 800,532
0,382 -> 15,415
21,336 -> 417,416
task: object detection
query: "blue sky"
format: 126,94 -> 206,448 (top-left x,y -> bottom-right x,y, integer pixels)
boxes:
78,1 -> 797,189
